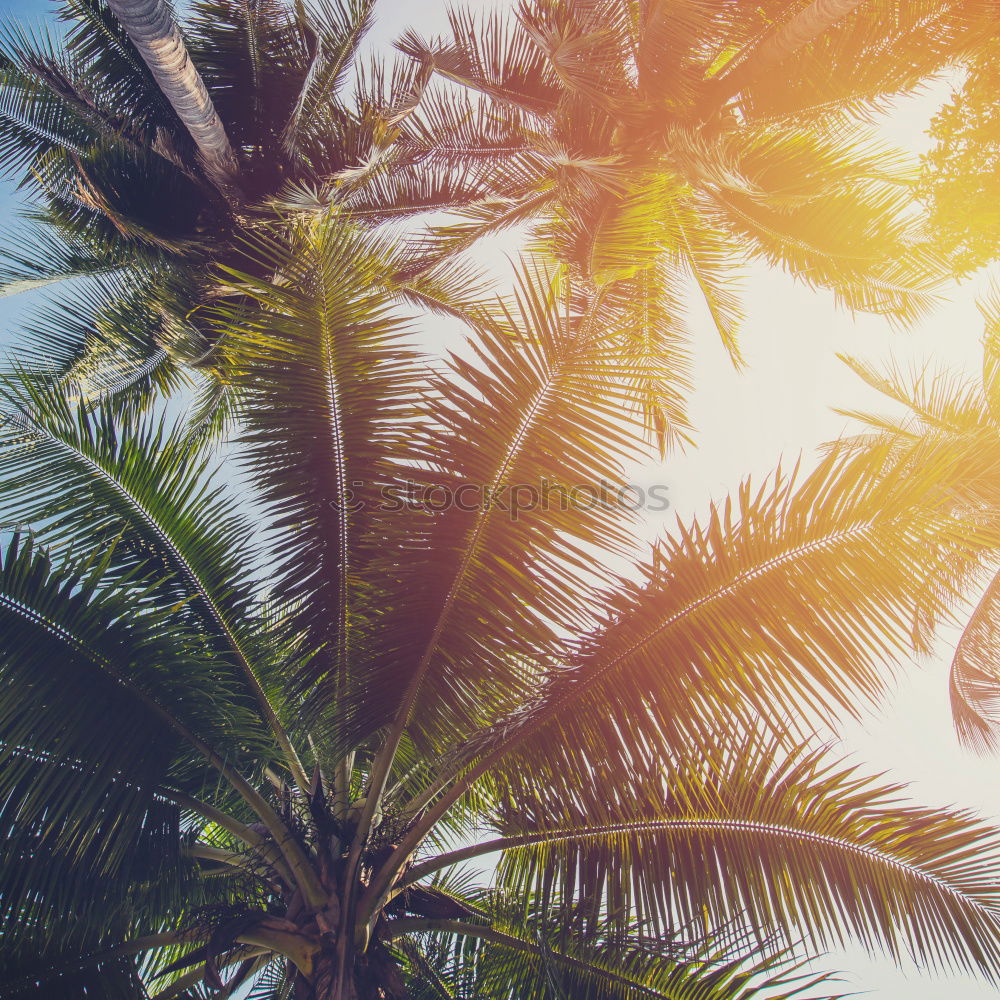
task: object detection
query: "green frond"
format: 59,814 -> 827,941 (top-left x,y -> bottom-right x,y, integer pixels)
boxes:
516,0 -> 633,114
392,86 -> 532,168
0,371 -> 300,774
211,213 -> 428,748
669,205 -> 746,368
0,532 -> 251,955
8,265 -> 191,404
389,902 -> 844,1000
414,189 -> 556,266
389,254 -> 500,328
0,35 -> 95,184
542,172 -> 683,286
567,265 -> 694,453
636,0 -> 740,106
828,349 -> 1000,666
338,159 -> 498,222
0,218 -> 130,298
476,738 -> 1000,977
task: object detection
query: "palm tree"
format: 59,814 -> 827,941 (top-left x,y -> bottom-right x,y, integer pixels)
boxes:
830,285 -> 1000,754
920,33 -> 1000,275
3,212 -> 1000,999
0,0 -> 992,436
393,0 -> 990,403
0,0 -> 462,416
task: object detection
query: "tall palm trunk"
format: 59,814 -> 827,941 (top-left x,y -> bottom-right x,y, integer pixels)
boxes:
703,0 -> 869,117
106,0 -> 241,202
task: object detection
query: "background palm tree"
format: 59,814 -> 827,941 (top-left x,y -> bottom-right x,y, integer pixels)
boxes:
920,32 -> 1000,275
3,213 -> 1000,999
392,0 -> 991,436
0,0 -> 993,441
829,285 -> 1000,754
0,0 -> 465,420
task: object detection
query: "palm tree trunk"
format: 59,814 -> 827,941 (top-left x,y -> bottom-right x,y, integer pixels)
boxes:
295,957 -> 357,1000
703,0 -> 869,117
105,0 -> 241,202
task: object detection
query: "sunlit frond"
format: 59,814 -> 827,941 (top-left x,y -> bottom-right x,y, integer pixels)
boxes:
473,739 -> 1000,977
391,899 -> 844,1000
380,433 -> 1000,906
950,569 -> 1000,754
211,213 -> 428,753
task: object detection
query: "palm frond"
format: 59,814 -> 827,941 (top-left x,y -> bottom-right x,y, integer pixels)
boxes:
949,568 -> 1000,754
723,0 -> 991,125
487,434 -> 1000,773
212,214 -> 427,752
389,901 -> 843,1000
0,370 -> 305,781
703,123 -> 947,324
979,280 -> 1000,423
473,738 -> 1000,977
0,532 -> 258,955
396,8 -> 560,116
0,218 -> 131,297
283,0 -> 374,156
366,259 -> 681,766
377,431 -> 1000,916
834,354 -> 992,441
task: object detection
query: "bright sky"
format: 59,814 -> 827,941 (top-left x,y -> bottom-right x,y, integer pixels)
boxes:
2,0 -> 999,995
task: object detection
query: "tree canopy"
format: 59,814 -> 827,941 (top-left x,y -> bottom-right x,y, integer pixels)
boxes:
1,2 -> 1000,999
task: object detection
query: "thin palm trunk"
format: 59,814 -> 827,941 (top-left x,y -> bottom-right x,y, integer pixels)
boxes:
705,0 -> 869,117
105,0 -> 241,201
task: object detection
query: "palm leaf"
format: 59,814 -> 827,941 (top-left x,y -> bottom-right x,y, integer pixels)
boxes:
389,900 -> 843,1000
949,568 -> 1000,753
0,532 -> 252,954
0,370 -> 305,783
396,8 -> 560,116
470,738 -> 1000,977
283,0 -> 374,156
212,214 -> 428,757
368,431 -> 1000,926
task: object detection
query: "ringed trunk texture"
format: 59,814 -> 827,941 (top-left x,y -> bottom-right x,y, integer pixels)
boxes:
105,0 -> 241,200
295,945 -> 396,1000
295,954 -> 356,1000
704,0 -> 870,116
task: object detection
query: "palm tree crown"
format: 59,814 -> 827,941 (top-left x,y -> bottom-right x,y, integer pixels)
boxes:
3,214 -> 1000,999
0,0 -> 441,414
394,0 -> 990,373
0,0 -> 991,440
